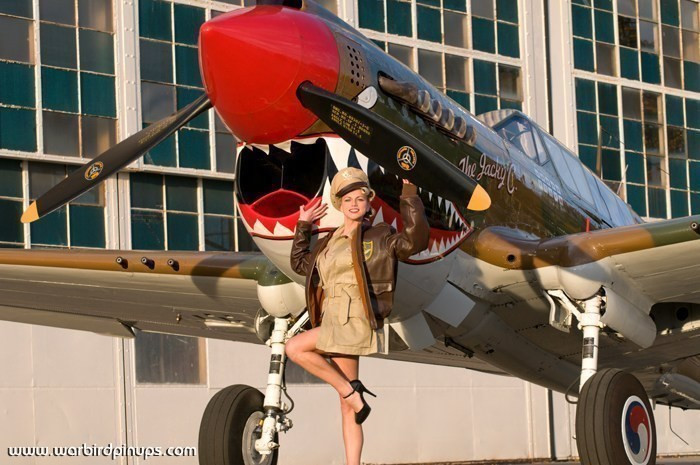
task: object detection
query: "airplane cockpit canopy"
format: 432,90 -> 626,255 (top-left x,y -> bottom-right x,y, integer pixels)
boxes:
480,109 -> 641,227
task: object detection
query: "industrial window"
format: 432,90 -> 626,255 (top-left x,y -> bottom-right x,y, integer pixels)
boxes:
0,158 -> 25,247
28,162 -> 106,248
138,0 -> 234,172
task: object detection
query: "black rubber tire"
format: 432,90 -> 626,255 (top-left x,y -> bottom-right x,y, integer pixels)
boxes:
199,385 -> 279,465
576,369 -> 656,465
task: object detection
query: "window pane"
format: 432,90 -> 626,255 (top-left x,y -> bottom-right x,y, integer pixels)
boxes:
174,4 -> 205,46
597,82 -> 617,116
497,0 -> 518,23
203,179 -> 234,215
166,176 -> 197,212
668,126 -> 686,157
618,0 -> 636,16
42,67 -> 78,113
688,99 -> 700,130
70,205 -> 105,248
661,0 -> 679,26
576,78 -> 596,112
648,187 -> 667,218
178,129 -> 210,170
139,0 -> 172,41
444,0 -> 466,11
620,47 -> 640,80
472,0 -> 494,19
0,62 -> 35,107
574,38 -> 595,71
0,158 -> 22,197
626,151 -> 646,183
80,73 -> 116,117
141,82 -> 175,123
144,133 -> 176,167
602,148 -> 621,180
641,51 -> 661,83
131,210 -> 164,250
627,183 -> 647,216
204,215 -> 234,251
686,61 -> 700,90
216,133 -> 236,173
130,172 -> 163,209
681,0 -> 699,31
447,89 -> 469,110
417,6 -> 442,43
72,182 -> 104,206
418,49 -> 443,87
689,129 -> 700,160
595,10 -> 614,43
666,95 -> 684,126
31,207 -> 67,246
387,0 -> 412,37
624,119 -> 644,151
167,212 -> 198,250
498,64 -> 521,100
177,87 -> 208,130
644,123 -> 663,153
664,56 -> 683,87
40,0 -> 74,24
577,111 -> 598,145
472,17 -> 495,52
43,111 -> 79,156
642,91 -> 661,122
663,26 -> 680,57
671,189 -> 688,217
596,42 -> 616,76
444,11 -> 468,48
40,23 -> 77,69
0,199 -> 23,243
692,161 -> 700,190
618,16 -> 638,48
358,0 -> 384,31
388,43 -> 414,69
601,115 -> 620,148
639,0 -> 658,20
622,87 -> 641,119
175,45 -> 202,87
573,5 -> 593,39
79,0 -> 113,32
1,0 -> 32,18
473,59 -> 496,95
646,155 -> 665,186
0,107 -> 36,152
639,20 -> 658,52
683,30 -> 700,62
29,162 -> 64,199
80,30 -> 114,74
0,16 -> 34,64
82,116 -> 116,158
140,39 -> 173,83
445,54 -> 468,90
669,158 -> 688,188
497,22 -> 519,57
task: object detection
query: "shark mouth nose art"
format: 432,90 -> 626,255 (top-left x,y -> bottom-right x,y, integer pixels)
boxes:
235,137 -> 472,263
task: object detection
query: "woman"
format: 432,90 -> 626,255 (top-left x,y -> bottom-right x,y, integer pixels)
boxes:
287,166 -> 429,465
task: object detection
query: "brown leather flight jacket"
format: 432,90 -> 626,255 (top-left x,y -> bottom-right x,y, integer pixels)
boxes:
290,184 -> 430,330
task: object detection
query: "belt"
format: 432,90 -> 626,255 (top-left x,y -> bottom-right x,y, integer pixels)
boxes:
323,283 -> 360,298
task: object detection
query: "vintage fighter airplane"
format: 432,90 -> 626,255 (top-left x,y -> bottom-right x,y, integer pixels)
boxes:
2,0 -> 699,464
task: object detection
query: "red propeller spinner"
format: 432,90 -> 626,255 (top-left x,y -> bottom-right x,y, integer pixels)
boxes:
198,5 -> 340,144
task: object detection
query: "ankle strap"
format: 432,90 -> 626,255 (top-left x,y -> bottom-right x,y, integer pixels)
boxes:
342,386 -> 357,399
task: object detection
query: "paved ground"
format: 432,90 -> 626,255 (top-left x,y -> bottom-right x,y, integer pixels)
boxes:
382,458 -> 700,465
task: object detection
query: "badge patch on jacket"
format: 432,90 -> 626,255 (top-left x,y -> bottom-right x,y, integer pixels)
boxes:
362,241 -> 373,261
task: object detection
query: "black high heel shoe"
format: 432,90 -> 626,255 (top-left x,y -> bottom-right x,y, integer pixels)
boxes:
342,379 -> 377,425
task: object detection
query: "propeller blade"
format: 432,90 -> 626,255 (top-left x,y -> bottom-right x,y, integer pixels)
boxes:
296,82 -> 490,212
22,94 -> 212,223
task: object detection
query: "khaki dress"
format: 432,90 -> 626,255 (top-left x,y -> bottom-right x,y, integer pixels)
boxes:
314,226 -> 380,356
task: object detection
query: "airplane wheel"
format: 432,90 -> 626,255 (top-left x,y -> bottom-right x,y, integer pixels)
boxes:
199,384 -> 279,465
576,369 -> 656,465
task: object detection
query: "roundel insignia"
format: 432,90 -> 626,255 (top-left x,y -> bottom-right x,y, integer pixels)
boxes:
396,146 -> 417,171
84,162 -> 104,181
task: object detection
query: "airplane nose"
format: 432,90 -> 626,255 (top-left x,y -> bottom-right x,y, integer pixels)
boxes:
199,6 -> 340,144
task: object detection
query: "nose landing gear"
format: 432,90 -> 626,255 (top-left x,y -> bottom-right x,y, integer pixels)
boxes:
199,313 -> 308,465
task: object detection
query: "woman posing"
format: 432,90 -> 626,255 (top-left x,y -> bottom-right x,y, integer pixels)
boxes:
287,167 -> 429,465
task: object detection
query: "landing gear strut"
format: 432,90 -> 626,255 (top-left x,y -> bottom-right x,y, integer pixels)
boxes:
547,289 -> 658,465
199,313 -> 308,465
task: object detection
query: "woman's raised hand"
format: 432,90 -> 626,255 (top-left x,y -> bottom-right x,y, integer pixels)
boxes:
299,198 -> 328,223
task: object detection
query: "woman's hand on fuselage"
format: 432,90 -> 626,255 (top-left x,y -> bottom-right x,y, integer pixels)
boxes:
299,198 -> 328,223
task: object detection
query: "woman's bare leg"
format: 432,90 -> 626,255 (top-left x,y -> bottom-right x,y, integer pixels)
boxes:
330,355 -> 363,465
285,327 -> 356,398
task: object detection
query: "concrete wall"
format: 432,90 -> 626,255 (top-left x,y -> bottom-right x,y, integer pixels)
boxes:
1,322 -> 699,465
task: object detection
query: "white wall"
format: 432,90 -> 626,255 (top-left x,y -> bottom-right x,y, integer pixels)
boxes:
1,322 -> 699,465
